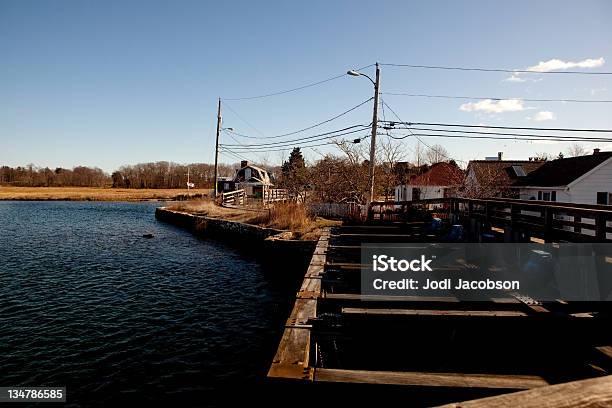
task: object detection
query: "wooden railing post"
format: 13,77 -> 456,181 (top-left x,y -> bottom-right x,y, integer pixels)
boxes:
543,207 -> 554,243
596,214 -> 607,241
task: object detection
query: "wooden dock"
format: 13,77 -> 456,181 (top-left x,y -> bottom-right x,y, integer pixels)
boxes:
268,198 -> 612,406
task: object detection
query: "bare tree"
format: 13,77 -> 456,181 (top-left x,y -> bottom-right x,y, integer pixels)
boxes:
425,144 -> 449,165
378,139 -> 407,200
566,143 -> 588,157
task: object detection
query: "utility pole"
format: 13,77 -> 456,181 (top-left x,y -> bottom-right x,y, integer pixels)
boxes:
213,98 -> 222,197
368,63 -> 380,204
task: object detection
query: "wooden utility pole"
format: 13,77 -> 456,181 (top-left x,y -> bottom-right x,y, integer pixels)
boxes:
368,63 -> 380,204
213,98 -> 222,197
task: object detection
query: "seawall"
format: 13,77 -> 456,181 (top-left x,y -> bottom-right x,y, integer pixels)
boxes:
155,207 -> 316,274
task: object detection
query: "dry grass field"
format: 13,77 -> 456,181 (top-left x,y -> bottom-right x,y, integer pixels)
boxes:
0,187 -> 212,201
167,200 -> 340,239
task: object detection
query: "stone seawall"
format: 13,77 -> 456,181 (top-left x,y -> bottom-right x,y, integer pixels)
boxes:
155,207 -> 316,272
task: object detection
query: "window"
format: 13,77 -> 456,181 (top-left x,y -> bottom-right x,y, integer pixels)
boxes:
551,191 -> 556,202
597,192 -> 609,205
244,168 -> 252,180
511,165 -> 526,177
538,191 -> 542,200
543,192 -> 551,201
412,187 -> 421,201
538,191 -> 556,202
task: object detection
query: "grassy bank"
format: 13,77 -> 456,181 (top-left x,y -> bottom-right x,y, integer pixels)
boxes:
167,200 -> 340,240
0,187 -> 212,201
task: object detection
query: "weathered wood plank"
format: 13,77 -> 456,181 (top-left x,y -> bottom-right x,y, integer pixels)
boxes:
268,228 -> 330,381
314,368 -> 548,389
342,308 -> 528,318
325,293 -> 460,303
437,375 -> 612,408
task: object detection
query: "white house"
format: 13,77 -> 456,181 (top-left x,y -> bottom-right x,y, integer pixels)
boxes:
394,162 -> 464,201
515,150 -> 612,205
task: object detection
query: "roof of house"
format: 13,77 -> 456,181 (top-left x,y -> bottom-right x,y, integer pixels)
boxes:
513,152 -> 612,187
407,162 -> 464,186
467,160 -> 545,187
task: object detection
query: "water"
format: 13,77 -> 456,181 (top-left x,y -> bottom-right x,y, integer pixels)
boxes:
0,201 -> 295,406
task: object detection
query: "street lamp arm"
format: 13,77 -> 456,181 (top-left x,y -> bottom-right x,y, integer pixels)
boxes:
347,70 -> 376,85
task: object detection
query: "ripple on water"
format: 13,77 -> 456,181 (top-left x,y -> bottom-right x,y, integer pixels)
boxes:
0,201 -> 293,407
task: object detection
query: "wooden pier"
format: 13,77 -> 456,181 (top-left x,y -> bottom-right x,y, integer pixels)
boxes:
268,198 -> 612,406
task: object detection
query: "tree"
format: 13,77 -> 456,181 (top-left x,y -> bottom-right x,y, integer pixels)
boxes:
566,143 -> 588,157
425,144 -> 449,165
279,148 -> 308,199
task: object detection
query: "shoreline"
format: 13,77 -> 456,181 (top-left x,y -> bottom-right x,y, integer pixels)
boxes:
0,187 -> 211,201
155,207 -> 316,274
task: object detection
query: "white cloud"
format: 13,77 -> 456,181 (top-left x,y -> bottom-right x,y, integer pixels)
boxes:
527,57 -> 605,72
533,111 -> 556,121
459,99 -> 524,113
504,74 -> 526,83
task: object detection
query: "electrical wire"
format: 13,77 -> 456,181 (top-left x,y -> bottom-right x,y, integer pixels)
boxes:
380,121 -> 612,134
387,132 -> 612,143
380,99 -> 466,164
388,126 -> 612,142
225,140 -> 343,153
222,63 -> 376,100
381,92 -> 612,104
220,126 -> 368,148
380,63 -> 612,75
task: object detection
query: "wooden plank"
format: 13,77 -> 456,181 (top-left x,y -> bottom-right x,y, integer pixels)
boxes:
342,308 -> 528,318
314,368 -> 548,389
437,375 -> 612,408
268,327 -> 313,380
325,293 -> 460,303
324,293 -> 520,304
268,228 -> 329,381
596,346 -> 612,359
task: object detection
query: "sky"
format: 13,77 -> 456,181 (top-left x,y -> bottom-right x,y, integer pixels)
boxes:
1,0 -> 611,172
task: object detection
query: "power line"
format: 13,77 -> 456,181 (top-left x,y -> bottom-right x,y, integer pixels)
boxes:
381,92 -> 612,104
221,101 -> 267,137
392,126 -> 612,142
380,63 -> 612,75
222,64 -> 376,101
220,125 -> 368,148
225,140 -> 342,153
387,132 -> 612,143
221,97 -> 373,140
380,99 -> 466,164
381,121 -> 612,134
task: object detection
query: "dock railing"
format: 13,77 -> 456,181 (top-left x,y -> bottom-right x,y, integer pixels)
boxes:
221,189 -> 245,206
368,197 -> 612,242
264,188 -> 288,205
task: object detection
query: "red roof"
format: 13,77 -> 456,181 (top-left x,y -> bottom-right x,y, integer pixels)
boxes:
408,162 -> 464,186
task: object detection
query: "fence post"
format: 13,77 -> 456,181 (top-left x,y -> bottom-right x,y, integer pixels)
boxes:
595,214 -> 606,241
543,207 -> 554,243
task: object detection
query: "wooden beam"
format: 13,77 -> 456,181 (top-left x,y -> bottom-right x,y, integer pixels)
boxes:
268,228 -> 330,381
342,308 -> 528,318
437,375 -> 612,408
314,368 -> 548,389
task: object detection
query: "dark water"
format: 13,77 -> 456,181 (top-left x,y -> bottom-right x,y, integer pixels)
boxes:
0,201 -> 296,406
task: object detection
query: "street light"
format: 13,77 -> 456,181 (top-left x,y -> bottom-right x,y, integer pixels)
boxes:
348,63 -> 380,204
347,69 -> 375,85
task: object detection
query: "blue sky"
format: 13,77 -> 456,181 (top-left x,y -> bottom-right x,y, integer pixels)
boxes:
1,0 -> 611,171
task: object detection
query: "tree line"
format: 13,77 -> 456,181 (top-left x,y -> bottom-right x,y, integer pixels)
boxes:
0,162 -> 236,188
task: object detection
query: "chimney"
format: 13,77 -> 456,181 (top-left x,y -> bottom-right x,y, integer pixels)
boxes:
498,152 -> 503,160
593,148 -> 601,155
240,160 -> 249,168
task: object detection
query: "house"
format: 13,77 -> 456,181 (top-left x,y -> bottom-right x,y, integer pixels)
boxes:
515,149 -> 612,204
464,152 -> 545,198
394,162 -> 464,201
233,160 -> 273,198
